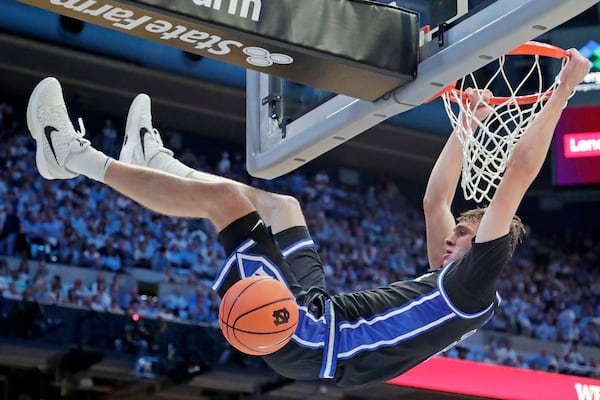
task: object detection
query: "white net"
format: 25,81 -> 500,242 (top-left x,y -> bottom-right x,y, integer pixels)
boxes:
441,44 -> 569,204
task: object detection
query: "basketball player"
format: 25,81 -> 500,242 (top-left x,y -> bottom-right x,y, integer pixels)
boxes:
26,48 -> 589,387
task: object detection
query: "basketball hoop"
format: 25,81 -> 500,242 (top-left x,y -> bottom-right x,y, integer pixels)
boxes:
440,41 -> 571,203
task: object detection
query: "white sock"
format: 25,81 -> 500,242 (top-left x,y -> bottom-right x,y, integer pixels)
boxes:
148,151 -> 194,178
65,142 -> 113,182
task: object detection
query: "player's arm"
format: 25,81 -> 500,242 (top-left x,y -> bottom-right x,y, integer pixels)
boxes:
423,90 -> 492,267
476,49 -> 590,244
423,131 -> 462,267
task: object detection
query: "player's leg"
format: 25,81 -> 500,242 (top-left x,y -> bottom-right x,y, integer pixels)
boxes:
27,78 -> 253,232
120,93 -> 326,292
26,77 -> 316,296
119,93 -> 305,235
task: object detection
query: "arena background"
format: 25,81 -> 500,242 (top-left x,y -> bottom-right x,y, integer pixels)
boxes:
1,0 -> 600,399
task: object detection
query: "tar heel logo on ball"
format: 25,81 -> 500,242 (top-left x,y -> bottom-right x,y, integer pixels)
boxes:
272,308 -> 291,326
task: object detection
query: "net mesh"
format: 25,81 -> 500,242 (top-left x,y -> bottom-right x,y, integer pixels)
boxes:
442,48 -> 569,203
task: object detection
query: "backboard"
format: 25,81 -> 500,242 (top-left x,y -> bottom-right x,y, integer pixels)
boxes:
246,0 -> 600,179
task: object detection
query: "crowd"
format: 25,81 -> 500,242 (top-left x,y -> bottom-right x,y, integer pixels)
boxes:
0,99 -> 599,377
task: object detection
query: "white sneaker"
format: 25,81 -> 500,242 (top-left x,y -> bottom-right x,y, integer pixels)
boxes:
26,77 -> 89,180
120,93 -> 173,166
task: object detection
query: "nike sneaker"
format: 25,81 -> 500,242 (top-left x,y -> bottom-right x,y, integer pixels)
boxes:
26,77 -> 89,180
119,93 -> 173,166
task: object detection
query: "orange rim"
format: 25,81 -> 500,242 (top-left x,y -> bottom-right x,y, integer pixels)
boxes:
506,41 -> 570,59
424,81 -> 457,103
447,89 -> 554,106
444,41 -> 570,105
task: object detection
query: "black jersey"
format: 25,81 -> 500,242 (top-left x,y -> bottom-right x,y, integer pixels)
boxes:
215,212 -> 511,388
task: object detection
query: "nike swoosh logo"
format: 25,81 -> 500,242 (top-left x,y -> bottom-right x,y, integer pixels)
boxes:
251,219 -> 265,232
44,126 -> 59,164
139,127 -> 149,159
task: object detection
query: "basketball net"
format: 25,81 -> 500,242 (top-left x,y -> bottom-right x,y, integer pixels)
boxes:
441,42 -> 570,203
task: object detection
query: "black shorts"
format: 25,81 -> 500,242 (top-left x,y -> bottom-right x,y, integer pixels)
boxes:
213,212 -> 508,387
212,211 -> 324,298
213,211 -> 327,381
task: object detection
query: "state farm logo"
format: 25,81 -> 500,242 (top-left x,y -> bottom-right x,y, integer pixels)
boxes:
564,132 -> 600,158
48,0 -> 292,68
243,47 -> 293,67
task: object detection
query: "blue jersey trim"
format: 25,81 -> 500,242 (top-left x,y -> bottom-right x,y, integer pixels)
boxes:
282,238 -> 316,258
211,239 -> 256,292
335,290 -> 456,360
291,305 -> 326,349
437,262 -> 497,320
320,300 -> 337,379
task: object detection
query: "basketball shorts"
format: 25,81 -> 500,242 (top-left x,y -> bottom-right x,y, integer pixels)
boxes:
212,211 -> 327,381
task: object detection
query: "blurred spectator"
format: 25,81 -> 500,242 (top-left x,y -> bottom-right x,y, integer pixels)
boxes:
0,258 -> 9,290
81,243 -> 102,268
72,278 -> 90,300
166,244 -> 184,268
217,152 -> 231,175
535,314 -> 558,341
33,260 -> 50,284
90,272 -> 106,293
63,287 -> 80,306
140,297 -> 160,318
101,119 -> 119,157
3,281 -> 22,300
150,246 -> 170,272
48,283 -> 63,304
482,337 -> 499,364
133,239 -> 153,269
92,280 -> 111,308
101,243 -> 123,272
108,299 -> 125,314
90,294 -> 106,311
188,284 -> 210,322
529,349 -> 552,371
581,321 -> 600,347
119,285 -> 140,310
0,203 -> 20,256
163,285 -> 187,317
557,304 -> 579,343
496,339 -> 519,366
32,278 -> 49,303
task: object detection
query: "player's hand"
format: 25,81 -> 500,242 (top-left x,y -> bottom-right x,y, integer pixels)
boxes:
465,88 -> 493,121
458,88 -> 494,130
559,49 -> 591,91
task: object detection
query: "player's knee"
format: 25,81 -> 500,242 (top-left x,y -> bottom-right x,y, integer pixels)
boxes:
210,182 -> 249,211
273,193 -> 301,214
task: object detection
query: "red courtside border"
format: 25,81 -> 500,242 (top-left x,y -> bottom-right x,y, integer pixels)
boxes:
387,357 -> 600,400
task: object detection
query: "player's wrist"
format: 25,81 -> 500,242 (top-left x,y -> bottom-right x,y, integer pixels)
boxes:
555,79 -> 576,96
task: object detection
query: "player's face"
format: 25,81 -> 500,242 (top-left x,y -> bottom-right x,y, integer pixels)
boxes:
442,220 -> 480,266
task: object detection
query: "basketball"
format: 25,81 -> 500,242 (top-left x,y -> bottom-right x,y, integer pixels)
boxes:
219,276 -> 299,356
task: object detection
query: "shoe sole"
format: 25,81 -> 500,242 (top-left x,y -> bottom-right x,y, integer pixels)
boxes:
120,93 -> 149,164
27,77 -> 59,180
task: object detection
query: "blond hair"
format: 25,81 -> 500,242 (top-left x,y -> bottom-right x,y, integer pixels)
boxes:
458,207 -> 526,256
